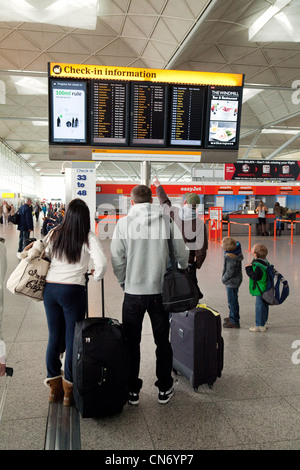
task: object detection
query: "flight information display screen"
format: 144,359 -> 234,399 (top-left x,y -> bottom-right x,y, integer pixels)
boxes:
49,80 -> 87,144
205,86 -> 243,150
130,82 -> 167,146
91,81 -> 128,145
48,67 -> 243,155
170,85 -> 205,146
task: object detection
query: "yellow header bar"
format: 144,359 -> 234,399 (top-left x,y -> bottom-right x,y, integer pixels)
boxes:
92,149 -> 201,155
49,63 -> 244,87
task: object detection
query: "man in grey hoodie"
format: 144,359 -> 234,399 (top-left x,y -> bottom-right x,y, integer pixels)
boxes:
111,185 -> 188,406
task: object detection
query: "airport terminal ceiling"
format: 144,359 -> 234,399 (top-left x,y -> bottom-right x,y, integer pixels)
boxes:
0,0 -> 300,182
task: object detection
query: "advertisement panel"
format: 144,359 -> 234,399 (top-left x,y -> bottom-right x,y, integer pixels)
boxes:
225,161 -> 300,181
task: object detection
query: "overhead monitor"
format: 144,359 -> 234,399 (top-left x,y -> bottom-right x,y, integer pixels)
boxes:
130,82 -> 167,147
205,86 -> 243,150
48,63 -> 244,162
170,85 -> 205,147
49,79 -> 87,144
91,81 -> 129,146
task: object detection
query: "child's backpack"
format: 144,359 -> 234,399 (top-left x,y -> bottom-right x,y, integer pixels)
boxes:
261,264 -> 289,305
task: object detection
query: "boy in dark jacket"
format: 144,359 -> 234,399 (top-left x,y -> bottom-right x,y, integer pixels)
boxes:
222,237 -> 243,329
245,243 -> 269,332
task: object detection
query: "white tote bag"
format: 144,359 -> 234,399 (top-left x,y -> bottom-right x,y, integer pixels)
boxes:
7,255 -> 50,302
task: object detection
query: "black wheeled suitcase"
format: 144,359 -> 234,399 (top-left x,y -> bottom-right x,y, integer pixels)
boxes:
72,276 -> 129,418
24,237 -> 37,248
171,304 -> 224,391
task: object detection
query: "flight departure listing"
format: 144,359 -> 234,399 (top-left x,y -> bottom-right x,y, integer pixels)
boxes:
49,77 -> 243,150
170,85 -> 205,146
130,83 -> 167,146
91,81 -> 128,145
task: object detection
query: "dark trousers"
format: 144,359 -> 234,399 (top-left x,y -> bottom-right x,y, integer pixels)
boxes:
226,287 -> 240,325
43,283 -> 86,382
122,293 -> 173,393
18,230 -> 30,252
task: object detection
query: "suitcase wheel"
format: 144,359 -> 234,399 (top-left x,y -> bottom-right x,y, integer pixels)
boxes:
208,383 -> 214,389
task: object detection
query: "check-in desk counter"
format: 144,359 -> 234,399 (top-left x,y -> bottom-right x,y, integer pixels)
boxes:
227,213 -> 275,235
296,214 -> 300,234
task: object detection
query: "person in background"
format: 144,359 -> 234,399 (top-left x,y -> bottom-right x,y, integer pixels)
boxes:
221,237 -> 243,329
17,198 -> 34,252
43,198 -> 107,406
9,203 -> 15,217
245,243 -> 270,333
274,202 -> 284,236
255,200 -> 268,236
111,185 -> 188,406
2,201 -> 9,225
34,202 -> 41,222
0,237 -> 7,377
153,177 -> 207,299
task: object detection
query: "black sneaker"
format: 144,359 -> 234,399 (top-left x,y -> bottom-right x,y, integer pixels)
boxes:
128,392 -> 139,405
158,387 -> 174,404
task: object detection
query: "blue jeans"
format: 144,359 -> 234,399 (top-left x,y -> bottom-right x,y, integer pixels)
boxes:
255,295 -> 269,327
18,230 -> 30,252
43,283 -> 86,382
226,287 -> 240,325
122,293 -> 173,393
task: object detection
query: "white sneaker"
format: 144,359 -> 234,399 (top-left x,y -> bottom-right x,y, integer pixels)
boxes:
249,325 -> 267,332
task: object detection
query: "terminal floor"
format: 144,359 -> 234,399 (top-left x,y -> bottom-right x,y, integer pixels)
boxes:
1,220 -> 300,451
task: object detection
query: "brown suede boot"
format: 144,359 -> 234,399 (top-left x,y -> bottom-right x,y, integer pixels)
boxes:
62,378 -> 74,406
44,376 -> 63,403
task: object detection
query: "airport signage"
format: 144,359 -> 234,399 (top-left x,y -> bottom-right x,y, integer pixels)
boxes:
225,161 -> 300,181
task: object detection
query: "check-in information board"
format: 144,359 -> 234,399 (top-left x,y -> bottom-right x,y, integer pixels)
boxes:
48,63 -> 244,158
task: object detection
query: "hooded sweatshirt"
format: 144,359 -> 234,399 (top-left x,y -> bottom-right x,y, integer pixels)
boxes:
222,241 -> 244,288
110,203 -> 189,295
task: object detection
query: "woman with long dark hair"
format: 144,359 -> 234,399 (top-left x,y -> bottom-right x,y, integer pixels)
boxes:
43,198 -> 107,405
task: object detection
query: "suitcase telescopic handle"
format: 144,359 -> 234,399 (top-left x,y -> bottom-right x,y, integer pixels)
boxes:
5,367 -> 13,377
84,272 -> 105,318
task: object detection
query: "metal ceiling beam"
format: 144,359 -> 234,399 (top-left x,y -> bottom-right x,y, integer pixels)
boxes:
0,116 -> 48,121
111,161 -> 135,179
241,130 -> 262,160
165,0 -> 219,69
265,131 -> 300,160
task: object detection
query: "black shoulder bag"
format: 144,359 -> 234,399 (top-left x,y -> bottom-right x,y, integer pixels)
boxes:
162,219 -> 200,313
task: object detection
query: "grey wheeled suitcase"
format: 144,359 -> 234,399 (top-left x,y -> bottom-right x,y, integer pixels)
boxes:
73,277 -> 129,418
171,304 -> 224,391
